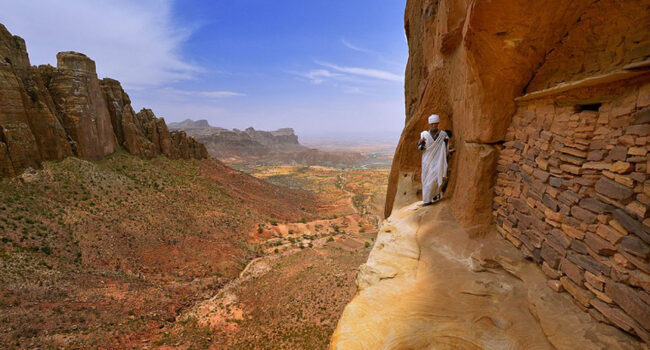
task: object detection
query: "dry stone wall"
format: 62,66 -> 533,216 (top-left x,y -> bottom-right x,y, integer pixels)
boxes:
494,78 -> 650,341
0,23 -> 208,179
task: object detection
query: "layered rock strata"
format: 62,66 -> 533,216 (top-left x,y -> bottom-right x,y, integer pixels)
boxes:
0,24 -> 207,179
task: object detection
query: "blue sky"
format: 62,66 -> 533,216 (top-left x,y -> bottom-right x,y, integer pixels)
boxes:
0,0 -> 407,142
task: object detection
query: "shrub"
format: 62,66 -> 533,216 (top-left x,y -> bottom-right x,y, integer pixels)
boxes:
327,237 -> 334,242
364,241 -> 371,248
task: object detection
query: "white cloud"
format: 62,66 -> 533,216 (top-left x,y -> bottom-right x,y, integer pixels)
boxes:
316,61 -> 403,82
0,0 -> 199,89
341,38 -> 375,54
159,88 -> 246,99
342,86 -> 363,94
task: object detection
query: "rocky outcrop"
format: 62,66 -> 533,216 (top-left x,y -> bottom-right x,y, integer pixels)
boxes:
100,78 -> 157,158
331,203 -> 642,349
169,120 -> 305,158
170,120 -> 369,167
0,23 -> 208,179
357,0 -> 650,345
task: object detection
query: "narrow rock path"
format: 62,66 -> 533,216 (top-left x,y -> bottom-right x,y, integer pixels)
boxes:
330,202 -> 643,349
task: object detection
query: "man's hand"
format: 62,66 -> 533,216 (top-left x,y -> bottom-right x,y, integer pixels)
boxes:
417,139 -> 426,151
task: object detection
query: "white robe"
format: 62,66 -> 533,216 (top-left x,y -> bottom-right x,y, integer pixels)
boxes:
420,130 -> 448,203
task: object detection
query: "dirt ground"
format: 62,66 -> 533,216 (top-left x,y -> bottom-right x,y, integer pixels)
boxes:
0,155 -> 389,349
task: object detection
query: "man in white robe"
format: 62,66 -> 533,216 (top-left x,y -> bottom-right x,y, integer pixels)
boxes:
418,114 -> 453,206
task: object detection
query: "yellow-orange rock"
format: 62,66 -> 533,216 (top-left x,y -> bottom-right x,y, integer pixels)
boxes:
330,203 -> 641,349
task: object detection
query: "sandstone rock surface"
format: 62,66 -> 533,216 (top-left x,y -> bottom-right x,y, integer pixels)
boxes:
330,203 -> 642,349
0,23 -> 208,178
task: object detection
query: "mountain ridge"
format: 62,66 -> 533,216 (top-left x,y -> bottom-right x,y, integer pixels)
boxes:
0,24 -> 208,180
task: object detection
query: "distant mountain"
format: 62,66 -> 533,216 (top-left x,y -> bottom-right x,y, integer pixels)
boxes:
168,119 -> 216,130
169,119 -> 370,167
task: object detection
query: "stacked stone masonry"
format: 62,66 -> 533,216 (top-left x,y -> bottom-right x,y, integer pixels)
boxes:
0,24 -> 208,179
494,77 -> 650,341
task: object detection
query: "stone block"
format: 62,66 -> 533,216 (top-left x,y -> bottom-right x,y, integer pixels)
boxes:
584,271 -> 605,291
560,276 -> 594,308
609,146 -> 628,161
584,232 -> 616,256
561,223 -> 585,240
541,241 -> 562,268
612,209 -> 650,243
596,224 -> 624,244
549,176 -> 563,187
619,235 -> 649,259
628,147 -> 647,157
610,161 -> 633,174
590,299 -> 636,334
560,153 -> 585,165
560,147 -> 587,158
567,251 -> 610,276
582,162 -> 610,170
544,208 -> 563,222
571,205 -> 598,224
618,135 -> 636,146
542,194 -> 559,211
605,280 -> 650,330
533,168 -> 550,182
571,239 -> 590,255
560,163 -> 583,175
542,261 -> 561,279
558,190 -> 580,206
535,157 -> 549,170
547,279 -> 564,292
614,253 -> 635,269
595,178 -> 634,201
560,258 -> 584,284
614,175 -> 635,190
626,201 -> 648,219
549,229 -> 572,249
626,124 -> 650,136
579,197 -> 613,214
584,282 -> 613,304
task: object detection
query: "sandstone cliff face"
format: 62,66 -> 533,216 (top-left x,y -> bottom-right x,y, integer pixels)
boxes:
0,24 -> 208,179
359,0 -> 650,345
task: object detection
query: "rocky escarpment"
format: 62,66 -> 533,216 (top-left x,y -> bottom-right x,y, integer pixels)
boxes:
335,0 -> 649,347
0,24 -> 207,179
170,119 -> 368,167
169,119 -> 305,158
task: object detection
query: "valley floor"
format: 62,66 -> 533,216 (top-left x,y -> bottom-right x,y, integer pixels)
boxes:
0,154 -> 388,349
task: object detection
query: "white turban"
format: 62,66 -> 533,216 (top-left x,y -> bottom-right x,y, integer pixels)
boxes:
428,114 -> 439,124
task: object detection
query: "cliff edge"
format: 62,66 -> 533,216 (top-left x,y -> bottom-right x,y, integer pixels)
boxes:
0,24 -> 207,179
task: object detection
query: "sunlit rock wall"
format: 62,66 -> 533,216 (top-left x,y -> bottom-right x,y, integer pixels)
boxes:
389,0 -> 650,341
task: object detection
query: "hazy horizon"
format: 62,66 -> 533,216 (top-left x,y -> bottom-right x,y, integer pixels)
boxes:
0,0 -> 408,140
